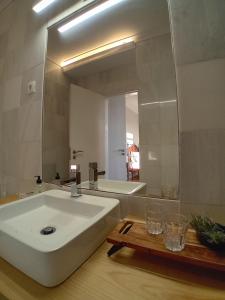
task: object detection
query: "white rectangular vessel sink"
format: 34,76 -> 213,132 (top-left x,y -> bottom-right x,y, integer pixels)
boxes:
79,179 -> 146,195
0,190 -> 119,287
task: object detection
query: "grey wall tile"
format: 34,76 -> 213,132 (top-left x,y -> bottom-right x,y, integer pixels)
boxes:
177,58 -> 225,132
180,130 -> 225,206
19,141 -> 42,181
19,100 -> 42,142
0,32 -> 8,58
42,59 -> 70,182
169,0 -> 225,66
181,203 -> 225,224
137,34 -> 179,198
3,76 -> 22,111
2,48 -> 24,81
22,28 -> 47,72
169,0 -> 225,220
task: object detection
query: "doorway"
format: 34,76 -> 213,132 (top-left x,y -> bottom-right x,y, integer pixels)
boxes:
106,92 -> 140,181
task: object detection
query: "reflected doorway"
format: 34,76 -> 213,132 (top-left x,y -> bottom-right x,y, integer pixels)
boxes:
106,92 -> 140,182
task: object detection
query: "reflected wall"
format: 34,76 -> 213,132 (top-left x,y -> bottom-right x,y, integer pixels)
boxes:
137,34 -> 179,198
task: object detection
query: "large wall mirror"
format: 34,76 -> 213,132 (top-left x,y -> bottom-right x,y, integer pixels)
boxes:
43,0 -> 179,199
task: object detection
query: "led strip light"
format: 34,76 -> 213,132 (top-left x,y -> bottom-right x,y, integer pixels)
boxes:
33,0 -> 57,13
58,0 -> 125,33
61,37 -> 134,67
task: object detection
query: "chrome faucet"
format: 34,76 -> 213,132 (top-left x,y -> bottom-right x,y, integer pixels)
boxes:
89,162 -> 105,190
89,162 -> 98,189
71,164 -> 82,198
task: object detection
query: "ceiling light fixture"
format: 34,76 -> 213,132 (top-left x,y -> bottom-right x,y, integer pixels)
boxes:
58,0 -> 125,33
61,37 -> 134,67
33,0 -> 57,13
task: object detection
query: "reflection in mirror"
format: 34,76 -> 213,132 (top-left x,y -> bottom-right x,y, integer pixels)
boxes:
43,0 -> 179,199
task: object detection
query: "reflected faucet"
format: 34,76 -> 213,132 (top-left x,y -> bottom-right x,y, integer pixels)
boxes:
89,162 -> 105,190
71,164 -> 82,198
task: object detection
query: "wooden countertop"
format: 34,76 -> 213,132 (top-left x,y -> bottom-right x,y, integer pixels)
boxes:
0,197 -> 225,300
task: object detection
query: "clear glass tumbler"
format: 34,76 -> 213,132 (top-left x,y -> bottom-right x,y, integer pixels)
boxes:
146,203 -> 163,235
163,214 -> 188,252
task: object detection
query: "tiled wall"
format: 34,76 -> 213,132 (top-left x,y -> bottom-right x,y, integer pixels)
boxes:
0,72 -> 2,184
0,0 -> 45,194
43,59 -> 70,182
137,34 -> 179,198
168,0 -> 225,222
0,0 -> 80,195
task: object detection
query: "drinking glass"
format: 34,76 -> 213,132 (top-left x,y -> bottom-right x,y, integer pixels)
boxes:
146,202 -> 163,235
163,213 -> 188,252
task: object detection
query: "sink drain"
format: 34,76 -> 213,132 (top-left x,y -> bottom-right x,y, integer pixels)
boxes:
40,226 -> 56,235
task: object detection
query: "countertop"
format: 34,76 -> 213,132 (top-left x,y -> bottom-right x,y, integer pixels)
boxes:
0,196 -> 225,300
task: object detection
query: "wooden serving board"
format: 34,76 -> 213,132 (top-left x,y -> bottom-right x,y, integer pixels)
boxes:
107,220 -> 225,272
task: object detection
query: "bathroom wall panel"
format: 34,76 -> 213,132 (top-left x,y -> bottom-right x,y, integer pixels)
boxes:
180,129 -> 225,206
0,0 -> 81,194
43,59 -> 70,182
137,33 -> 179,198
2,109 -> 20,193
169,0 -> 225,221
177,58 -> 225,132
169,0 -> 225,66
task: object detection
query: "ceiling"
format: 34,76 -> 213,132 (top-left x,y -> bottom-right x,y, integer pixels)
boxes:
47,0 -> 170,80
65,46 -> 136,79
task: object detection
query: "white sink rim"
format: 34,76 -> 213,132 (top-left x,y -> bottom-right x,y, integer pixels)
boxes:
0,190 -> 119,253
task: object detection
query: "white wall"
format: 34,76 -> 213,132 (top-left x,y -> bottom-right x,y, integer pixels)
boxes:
125,94 -> 139,146
69,84 -> 106,181
107,95 -> 127,181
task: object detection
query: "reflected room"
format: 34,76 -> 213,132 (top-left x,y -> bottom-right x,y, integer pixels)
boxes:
43,0 -> 179,199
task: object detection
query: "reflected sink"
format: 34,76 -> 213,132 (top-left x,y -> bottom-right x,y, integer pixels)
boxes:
79,179 -> 147,195
0,190 -> 119,287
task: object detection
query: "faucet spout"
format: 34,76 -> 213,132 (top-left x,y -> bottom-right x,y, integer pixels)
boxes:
88,162 -> 105,190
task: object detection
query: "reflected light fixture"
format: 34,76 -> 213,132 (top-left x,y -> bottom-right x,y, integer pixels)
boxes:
33,0 -> 57,13
141,100 -> 177,106
70,165 -> 77,170
58,0 -> 125,33
61,37 -> 134,67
